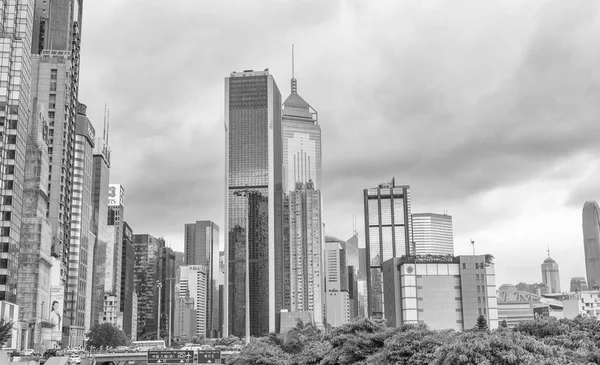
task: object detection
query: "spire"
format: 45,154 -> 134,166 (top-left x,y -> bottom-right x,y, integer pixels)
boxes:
106,109 -> 110,144
103,103 -> 107,140
291,44 -> 297,94
547,245 -> 550,258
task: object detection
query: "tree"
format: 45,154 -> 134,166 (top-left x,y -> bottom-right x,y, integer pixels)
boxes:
475,315 -> 488,331
227,339 -> 290,365
86,323 -> 129,349
500,319 -> 508,328
0,320 -> 12,347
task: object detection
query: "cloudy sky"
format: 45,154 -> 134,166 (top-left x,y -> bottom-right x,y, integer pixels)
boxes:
79,0 -> 600,291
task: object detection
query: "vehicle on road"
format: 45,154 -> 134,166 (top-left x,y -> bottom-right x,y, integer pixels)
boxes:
69,354 -> 81,364
21,349 -> 34,356
115,345 -> 129,352
131,340 -> 166,352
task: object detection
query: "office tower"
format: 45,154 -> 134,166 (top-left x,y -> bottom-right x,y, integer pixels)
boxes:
120,222 -> 134,337
159,245 -> 176,338
133,234 -> 162,337
174,295 -> 197,341
17,103 -> 52,350
224,69 -> 283,337
286,182 -> 323,327
64,103 -> 95,347
178,265 -> 207,338
30,0 -> 84,297
541,252 -> 560,294
131,291 -> 138,341
383,255 -> 498,330
347,266 -> 359,319
323,239 -> 350,328
411,213 -> 454,255
0,0 -> 35,336
282,67 -> 321,192
90,132 -> 110,328
570,277 -> 588,292
363,178 -> 412,319
184,221 -> 220,337
583,201 -> 600,289
345,234 -> 360,271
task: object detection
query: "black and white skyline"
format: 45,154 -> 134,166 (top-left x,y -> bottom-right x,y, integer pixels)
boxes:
78,0 -> 600,291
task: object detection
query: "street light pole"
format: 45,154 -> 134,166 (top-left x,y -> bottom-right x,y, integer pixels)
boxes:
157,281 -> 162,341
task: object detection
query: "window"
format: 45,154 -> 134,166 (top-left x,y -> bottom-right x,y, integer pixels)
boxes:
50,69 -> 58,80
462,263 -> 466,269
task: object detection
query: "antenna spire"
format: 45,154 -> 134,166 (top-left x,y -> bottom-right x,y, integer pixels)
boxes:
547,245 -> 550,258
106,108 -> 110,144
291,44 -> 297,94
103,103 -> 107,140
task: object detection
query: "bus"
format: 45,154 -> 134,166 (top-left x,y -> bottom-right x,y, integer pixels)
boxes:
131,340 -> 167,352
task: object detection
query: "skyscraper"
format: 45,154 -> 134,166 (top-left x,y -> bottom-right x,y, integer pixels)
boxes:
1,0 -> 35,313
286,182 -> 323,327
17,103 -> 52,350
570,277 -> 588,293
282,69 -> 321,192
411,213 -> 454,255
178,265 -> 207,338
582,201 -> 600,289
363,179 -> 412,319
184,221 -> 220,337
120,222 -> 135,338
65,103 -> 95,347
103,183 -> 125,325
224,69 -> 283,337
541,253 -> 560,294
323,239 -> 350,328
133,234 -> 162,337
90,132 -> 111,328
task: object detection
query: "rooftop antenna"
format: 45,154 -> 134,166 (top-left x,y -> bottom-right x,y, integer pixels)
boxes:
352,216 -> 357,236
106,108 -> 110,144
291,44 -> 297,94
103,103 -> 107,140
547,245 -> 550,258
470,238 -> 475,256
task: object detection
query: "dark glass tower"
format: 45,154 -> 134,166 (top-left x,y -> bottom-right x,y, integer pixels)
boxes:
363,178 -> 412,319
224,70 -> 282,337
583,201 -> 600,289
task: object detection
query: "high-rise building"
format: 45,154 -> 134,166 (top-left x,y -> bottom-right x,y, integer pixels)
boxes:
133,234 -> 161,337
323,239 -> 350,328
1,0 -> 35,325
131,291 -> 138,341
570,277 -> 588,292
184,221 -> 220,337
90,133 -> 110,328
178,265 -> 207,338
582,201 -> 600,289
30,0 -> 84,299
344,234 -> 360,271
120,222 -> 135,337
383,255 -> 498,330
285,182 -> 323,328
174,295 -> 196,341
281,70 -> 321,192
363,179 -> 412,319
17,103 -> 53,351
103,183 -> 125,325
541,253 -> 560,294
411,213 -> 454,255
224,69 -> 283,337
159,245 -> 176,339
64,103 -> 95,347
347,266 -> 359,320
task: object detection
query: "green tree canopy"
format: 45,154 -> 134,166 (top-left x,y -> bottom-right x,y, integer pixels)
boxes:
86,323 -> 129,349
0,320 -> 12,347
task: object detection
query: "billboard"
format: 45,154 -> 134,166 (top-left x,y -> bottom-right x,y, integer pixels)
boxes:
108,184 -> 124,206
50,286 -> 64,344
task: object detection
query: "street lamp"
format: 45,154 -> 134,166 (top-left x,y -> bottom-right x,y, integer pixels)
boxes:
233,187 -> 261,345
157,281 -> 163,341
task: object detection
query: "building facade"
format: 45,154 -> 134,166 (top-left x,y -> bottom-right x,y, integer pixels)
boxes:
16,103 -> 53,351
582,201 -> 600,289
224,69 -> 283,337
541,255 -> 560,294
363,179 -> 412,319
133,234 -> 162,337
120,221 -> 134,337
411,213 -> 453,255
184,221 -> 220,337
383,255 -> 498,330
64,103 -> 95,347
570,277 -> 588,292
178,265 -> 207,338
174,295 -> 196,341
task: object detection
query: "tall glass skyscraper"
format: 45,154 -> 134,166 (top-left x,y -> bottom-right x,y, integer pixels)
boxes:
583,201 -> 600,289
363,178 -> 411,319
184,221 -> 220,337
541,253 -> 560,294
224,70 -> 282,337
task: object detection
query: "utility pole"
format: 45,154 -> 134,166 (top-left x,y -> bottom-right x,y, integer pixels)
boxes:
166,277 -> 175,347
157,281 -> 162,340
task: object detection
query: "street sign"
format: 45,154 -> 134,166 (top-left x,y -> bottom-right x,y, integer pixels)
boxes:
147,350 -> 194,364
197,349 -> 221,364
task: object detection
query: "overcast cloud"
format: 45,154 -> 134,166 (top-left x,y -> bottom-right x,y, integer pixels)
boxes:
78,0 -> 600,291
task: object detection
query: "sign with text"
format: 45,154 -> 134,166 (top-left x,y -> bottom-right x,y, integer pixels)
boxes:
197,349 -> 221,364
147,350 -> 194,364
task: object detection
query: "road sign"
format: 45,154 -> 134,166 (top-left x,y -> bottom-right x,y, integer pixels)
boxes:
197,349 -> 221,364
147,350 -> 194,364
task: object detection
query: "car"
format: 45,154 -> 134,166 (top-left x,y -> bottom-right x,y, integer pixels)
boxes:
21,349 -> 34,356
43,349 -> 58,358
69,354 -> 81,364
115,346 -> 129,353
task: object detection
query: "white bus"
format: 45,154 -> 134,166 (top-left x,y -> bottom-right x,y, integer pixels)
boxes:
131,340 -> 167,352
